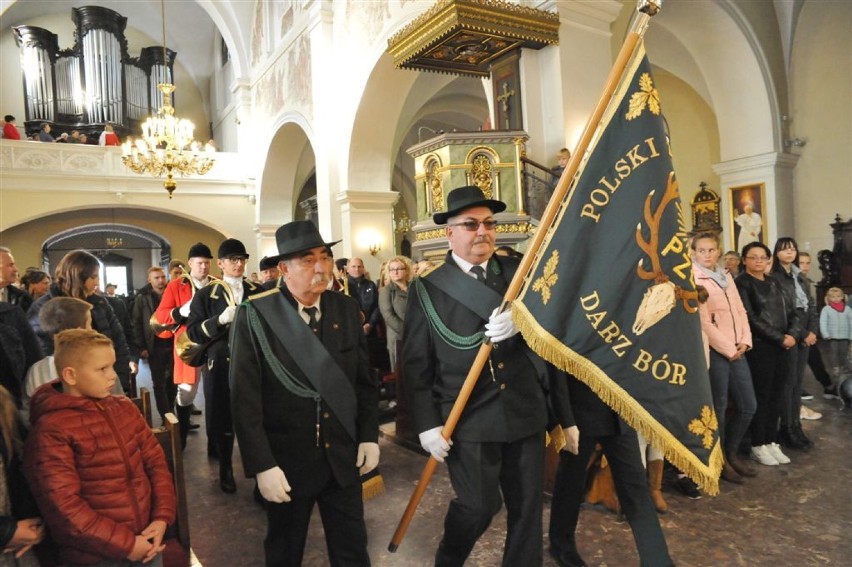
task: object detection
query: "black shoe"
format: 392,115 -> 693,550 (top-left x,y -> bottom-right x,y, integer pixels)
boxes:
220,469 -> 236,494
793,423 -> 814,449
188,422 -> 201,431
191,405 -> 202,415
675,476 -> 702,499
549,544 -> 586,567
778,428 -> 809,451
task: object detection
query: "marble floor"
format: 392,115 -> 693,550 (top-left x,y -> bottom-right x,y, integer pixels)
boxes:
137,365 -> 851,567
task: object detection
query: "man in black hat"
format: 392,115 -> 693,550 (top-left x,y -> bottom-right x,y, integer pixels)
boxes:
402,185 -> 568,566
154,242 -> 214,448
187,238 -> 262,493
230,220 -> 379,565
258,256 -> 280,285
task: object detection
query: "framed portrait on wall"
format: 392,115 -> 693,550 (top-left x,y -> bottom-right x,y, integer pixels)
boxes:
729,183 -> 767,253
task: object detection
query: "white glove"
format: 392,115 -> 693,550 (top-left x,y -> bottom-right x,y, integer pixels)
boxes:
418,426 -> 451,463
356,442 -> 380,475
484,305 -> 518,343
562,426 -> 580,455
178,301 -> 191,318
218,305 -> 237,325
256,466 -> 291,503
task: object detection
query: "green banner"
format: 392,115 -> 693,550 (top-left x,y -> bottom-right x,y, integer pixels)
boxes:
515,43 -> 722,494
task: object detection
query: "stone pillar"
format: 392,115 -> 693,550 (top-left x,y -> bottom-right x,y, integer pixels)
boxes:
712,151 -> 799,251
520,0 -> 622,163
252,222 -> 280,263
335,190 -> 400,275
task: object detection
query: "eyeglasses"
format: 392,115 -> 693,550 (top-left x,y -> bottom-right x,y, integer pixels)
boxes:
388,267 -> 408,272
295,255 -> 330,268
744,255 -> 770,261
224,256 -> 249,263
449,219 -> 498,231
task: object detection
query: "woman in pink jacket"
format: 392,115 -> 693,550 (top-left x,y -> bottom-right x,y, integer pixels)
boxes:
692,232 -> 758,483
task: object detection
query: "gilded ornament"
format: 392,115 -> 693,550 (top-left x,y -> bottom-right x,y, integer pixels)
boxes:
626,73 -> 661,120
688,405 -> 719,450
532,250 -> 559,305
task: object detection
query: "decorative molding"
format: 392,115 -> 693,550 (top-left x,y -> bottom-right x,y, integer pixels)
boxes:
387,0 -> 559,78
711,151 -> 799,176
407,129 -> 528,157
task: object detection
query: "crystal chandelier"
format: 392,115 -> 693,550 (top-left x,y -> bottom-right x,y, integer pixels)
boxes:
121,0 -> 215,198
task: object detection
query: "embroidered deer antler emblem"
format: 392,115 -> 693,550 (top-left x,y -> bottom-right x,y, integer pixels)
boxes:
632,173 -> 699,335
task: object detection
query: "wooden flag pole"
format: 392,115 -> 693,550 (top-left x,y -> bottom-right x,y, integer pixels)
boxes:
388,0 -> 661,553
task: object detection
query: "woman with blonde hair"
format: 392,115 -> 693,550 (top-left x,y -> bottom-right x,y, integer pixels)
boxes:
27,250 -> 132,394
379,255 -> 413,371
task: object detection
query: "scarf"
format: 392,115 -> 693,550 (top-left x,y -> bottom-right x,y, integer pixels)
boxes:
694,262 -> 728,290
789,265 -> 809,310
829,301 -> 846,313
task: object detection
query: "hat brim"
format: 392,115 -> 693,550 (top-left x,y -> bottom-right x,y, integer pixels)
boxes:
433,199 -> 506,225
269,239 -> 341,264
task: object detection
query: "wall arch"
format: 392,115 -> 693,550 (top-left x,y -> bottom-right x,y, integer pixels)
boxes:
256,116 -> 316,227
647,0 -> 778,160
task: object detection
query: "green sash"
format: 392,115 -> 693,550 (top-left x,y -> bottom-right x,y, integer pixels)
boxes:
244,291 -> 357,441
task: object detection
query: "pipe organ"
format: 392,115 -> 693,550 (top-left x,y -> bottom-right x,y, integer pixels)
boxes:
13,6 -> 177,138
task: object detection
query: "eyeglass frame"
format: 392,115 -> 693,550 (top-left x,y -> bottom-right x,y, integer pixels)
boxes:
448,219 -> 499,232
223,255 -> 249,263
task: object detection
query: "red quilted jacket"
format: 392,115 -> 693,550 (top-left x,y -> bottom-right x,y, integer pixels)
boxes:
23,382 -> 176,564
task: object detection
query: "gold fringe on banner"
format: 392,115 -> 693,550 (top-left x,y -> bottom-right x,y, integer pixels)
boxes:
513,302 -> 722,495
361,469 -> 386,501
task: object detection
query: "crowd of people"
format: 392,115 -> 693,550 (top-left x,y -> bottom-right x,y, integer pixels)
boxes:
0,183 -> 850,566
0,117 -> 121,146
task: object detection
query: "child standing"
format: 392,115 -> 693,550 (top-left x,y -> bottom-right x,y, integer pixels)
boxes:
820,287 -> 852,387
21,297 -> 93,423
23,330 -> 175,567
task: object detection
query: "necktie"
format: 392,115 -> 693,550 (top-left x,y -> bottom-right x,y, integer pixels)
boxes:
304,307 -> 320,335
470,265 -> 487,284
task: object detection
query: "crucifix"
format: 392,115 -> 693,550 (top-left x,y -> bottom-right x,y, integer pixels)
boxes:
497,82 -> 516,129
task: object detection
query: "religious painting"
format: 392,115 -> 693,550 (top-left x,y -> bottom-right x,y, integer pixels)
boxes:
728,183 -> 767,253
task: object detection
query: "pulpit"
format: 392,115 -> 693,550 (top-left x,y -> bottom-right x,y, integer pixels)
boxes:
406,130 -> 538,258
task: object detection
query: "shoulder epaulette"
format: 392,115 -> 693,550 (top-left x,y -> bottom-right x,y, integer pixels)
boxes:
418,260 -> 444,279
249,288 -> 280,302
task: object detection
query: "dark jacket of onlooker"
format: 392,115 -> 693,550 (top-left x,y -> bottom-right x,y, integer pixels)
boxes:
0,303 -> 42,405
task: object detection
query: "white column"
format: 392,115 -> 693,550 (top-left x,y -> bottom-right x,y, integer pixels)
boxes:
336,190 -> 400,275
520,0 -> 623,162
712,151 -> 799,250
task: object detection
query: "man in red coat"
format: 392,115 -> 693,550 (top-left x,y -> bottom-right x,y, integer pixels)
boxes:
154,242 -> 214,448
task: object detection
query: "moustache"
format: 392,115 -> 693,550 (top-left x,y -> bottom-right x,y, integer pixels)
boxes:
311,274 -> 330,285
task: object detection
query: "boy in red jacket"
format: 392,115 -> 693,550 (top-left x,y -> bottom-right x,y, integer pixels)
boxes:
23,329 -> 176,566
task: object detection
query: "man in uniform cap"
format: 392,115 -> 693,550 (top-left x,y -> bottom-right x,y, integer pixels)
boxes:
230,220 -> 379,565
187,238 -> 262,493
402,185 -> 569,566
258,256 -> 280,284
154,242 -> 213,448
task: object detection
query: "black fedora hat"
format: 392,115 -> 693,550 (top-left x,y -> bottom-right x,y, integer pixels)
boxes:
259,256 -> 278,270
274,220 -> 340,260
433,185 -> 506,225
